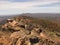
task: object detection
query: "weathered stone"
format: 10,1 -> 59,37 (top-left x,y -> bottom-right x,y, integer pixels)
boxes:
0,36 -> 10,45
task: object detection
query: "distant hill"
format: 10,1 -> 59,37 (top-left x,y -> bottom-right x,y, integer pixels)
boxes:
18,13 -> 60,20
0,13 -> 60,24
0,13 -> 60,19
20,13 -> 60,17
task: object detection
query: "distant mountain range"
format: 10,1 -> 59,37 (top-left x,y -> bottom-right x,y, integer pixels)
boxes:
20,13 -> 60,17
19,13 -> 60,20
0,13 -> 60,24
0,13 -> 60,17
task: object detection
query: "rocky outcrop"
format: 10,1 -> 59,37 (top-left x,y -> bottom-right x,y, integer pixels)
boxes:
0,16 -> 60,45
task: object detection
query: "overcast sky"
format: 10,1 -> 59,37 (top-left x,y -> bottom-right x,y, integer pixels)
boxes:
0,0 -> 60,15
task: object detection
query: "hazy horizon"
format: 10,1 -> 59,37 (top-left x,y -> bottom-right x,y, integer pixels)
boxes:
0,13 -> 60,17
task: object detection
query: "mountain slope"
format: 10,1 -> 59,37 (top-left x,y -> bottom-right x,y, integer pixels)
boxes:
0,15 -> 60,45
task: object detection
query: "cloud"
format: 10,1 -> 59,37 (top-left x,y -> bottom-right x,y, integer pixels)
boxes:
0,0 -> 60,1
34,2 -> 60,7
0,0 -> 59,9
0,0 -> 60,15
0,7 -> 60,15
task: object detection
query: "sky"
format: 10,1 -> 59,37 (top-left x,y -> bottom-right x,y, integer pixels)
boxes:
0,0 -> 60,15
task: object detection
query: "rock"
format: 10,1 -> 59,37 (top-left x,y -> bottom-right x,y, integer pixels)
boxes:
10,31 -> 26,39
10,38 -> 18,45
16,38 -> 27,45
0,36 -> 10,45
16,38 -> 22,45
29,36 -> 39,44
25,41 -> 31,45
31,30 -> 39,37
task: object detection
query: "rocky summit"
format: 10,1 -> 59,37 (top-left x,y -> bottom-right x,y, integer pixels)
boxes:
0,16 -> 60,45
